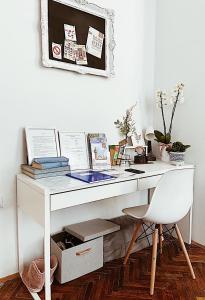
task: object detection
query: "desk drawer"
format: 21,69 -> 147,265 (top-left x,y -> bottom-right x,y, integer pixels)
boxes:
138,175 -> 161,190
51,179 -> 138,211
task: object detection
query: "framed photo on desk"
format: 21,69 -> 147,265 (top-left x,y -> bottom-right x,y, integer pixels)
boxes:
25,127 -> 60,165
59,131 -> 89,170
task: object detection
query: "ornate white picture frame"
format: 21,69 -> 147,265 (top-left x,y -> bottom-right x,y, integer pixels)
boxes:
41,0 -> 115,77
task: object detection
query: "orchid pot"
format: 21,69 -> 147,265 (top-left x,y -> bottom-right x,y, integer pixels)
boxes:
169,151 -> 185,165
167,141 -> 190,166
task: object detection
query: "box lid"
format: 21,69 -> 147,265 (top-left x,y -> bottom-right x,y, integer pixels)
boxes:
64,218 -> 120,242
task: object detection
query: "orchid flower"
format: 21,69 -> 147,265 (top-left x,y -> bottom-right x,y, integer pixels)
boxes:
155,82 -> 185,144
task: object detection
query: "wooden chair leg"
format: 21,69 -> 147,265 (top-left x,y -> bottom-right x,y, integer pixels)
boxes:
150,228 -> 158,296
123,221 -> 142,265
159,224 -> 163,254
175,224 -> 196,279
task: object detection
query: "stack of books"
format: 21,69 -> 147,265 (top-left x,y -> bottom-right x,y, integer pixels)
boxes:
21,157 -> 70,179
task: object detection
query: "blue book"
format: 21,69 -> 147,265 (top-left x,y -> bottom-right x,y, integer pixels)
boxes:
66,170 -> 116,183
33,157 -> 69,164
32,161 -> 69,170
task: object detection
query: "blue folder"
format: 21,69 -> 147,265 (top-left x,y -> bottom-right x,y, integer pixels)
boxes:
66,170 -> 116,183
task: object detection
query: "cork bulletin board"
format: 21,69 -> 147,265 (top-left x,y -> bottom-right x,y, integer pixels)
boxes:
41,0 -> 115,77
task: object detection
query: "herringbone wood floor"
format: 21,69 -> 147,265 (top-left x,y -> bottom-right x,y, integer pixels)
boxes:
1,241 -> 205,300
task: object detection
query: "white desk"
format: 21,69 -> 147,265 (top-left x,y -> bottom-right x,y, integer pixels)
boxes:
17,161 -> 194,300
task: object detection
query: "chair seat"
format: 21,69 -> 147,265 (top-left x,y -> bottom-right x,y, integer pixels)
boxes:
122,204 -> 149,220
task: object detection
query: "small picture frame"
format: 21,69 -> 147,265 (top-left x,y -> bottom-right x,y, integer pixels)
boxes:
135,146 -> 148,156
133,145 -> 148,164
25,127 -> 60,165
58,131 -> 89,170
131,131 -> 145,147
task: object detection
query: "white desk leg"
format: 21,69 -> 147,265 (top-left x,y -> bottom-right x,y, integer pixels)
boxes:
44,192 -> 51,300
148,188 -> 155,204
17,206 -> 24,275
17,203 -> 42,300
148,189 -> 151,204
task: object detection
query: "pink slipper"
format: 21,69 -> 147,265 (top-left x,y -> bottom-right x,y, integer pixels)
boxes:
50,255 -> 58,285
22,255 -> 58,293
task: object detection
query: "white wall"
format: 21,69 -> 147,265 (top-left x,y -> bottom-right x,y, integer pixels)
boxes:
0,0 -> 156,277
155,0 -> 205,244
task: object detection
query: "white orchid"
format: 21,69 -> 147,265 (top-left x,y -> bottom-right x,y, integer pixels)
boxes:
176,82 -> 184,90
155,82 -> 185,143
170,82 -> 185,104
156,90 -> 170,108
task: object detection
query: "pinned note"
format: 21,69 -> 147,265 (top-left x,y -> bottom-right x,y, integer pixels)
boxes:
75,45 -> 87,65
64,24 -> 77,42
86,26 -> 104,59
52,42 -> 62,60
64,40 -> 76,61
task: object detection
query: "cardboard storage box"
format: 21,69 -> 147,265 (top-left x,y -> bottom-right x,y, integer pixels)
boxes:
51,231 -> 103,284
103,216 -> 152,262
65,218 -> 120,242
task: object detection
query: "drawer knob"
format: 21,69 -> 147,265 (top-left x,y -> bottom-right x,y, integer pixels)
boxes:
76,248 -> 92,256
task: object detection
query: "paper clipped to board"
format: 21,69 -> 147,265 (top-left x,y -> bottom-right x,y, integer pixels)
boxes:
64,40 -> 76,61
52,42 -> 62,60
75,45 -> 88,65
86,26 -> 104,59
64,24 -> 77,42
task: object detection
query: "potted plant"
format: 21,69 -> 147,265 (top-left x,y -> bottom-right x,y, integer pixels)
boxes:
114,103 -> 136,145
154,83 -> 185,162
166,142 -> 190,165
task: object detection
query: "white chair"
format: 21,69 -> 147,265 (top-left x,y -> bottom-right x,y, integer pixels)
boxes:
122,169 -> 195,295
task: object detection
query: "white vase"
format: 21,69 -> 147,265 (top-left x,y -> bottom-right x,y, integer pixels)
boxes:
159,143 -> 171,163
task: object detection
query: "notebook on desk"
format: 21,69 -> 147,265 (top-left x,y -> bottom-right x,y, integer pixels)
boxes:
66,170 -> 116,183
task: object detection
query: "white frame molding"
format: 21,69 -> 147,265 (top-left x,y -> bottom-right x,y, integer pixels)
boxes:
41,0 -> 115,77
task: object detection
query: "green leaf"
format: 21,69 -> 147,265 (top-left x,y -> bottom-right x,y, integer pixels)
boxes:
159,135 -> 166,143
171,142 -> 191,152
184,145 -> 191,150
154,130 -> 164,141
165,133 -> 171,144
154,130 -> 171,144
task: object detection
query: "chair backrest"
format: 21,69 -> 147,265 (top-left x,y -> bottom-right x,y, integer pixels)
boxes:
143,168 -> 194,224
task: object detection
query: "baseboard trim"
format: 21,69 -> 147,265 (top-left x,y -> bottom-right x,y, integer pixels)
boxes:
0,242 -> 203,284
192,240 -> 205,249
0,273 -> 19,283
